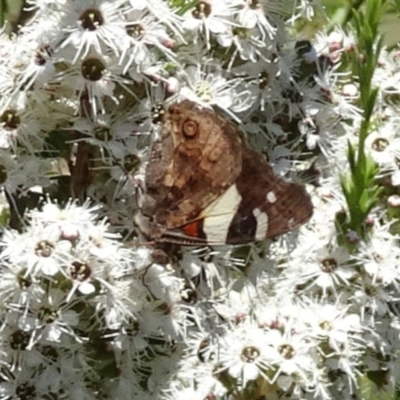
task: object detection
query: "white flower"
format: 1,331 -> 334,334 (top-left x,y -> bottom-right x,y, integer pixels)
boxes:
373,48 -> 400,99
236,0 -> 277,41
193,363 -> 228,399
0,368 -> 48,400
12,38 -> 57,93
217,26 -> 266,67
178,62 -> 253,116
236,55 -> 284,111
289,0 -> 316,22
0,152 -> 52,195
0,324 -> 44,369
120,9 -> 176,74
174,331 -> 228,398
141,263 -> 184,303
364,123 -> 400,171
111,317 -> 150,358
354,234 -> 400,288
282,235 -> 355,297
263,328 -> 317,387
179,63 -> 235,109
140,300 -> 189,340
0,34 -> 20,96
71,112 -> 145,161
18,289 -> 80,346
128,0 -> 184,41
213,285 -> 254,321
0,225 -> 72,277
56,52 -> 124,116
218,321 -> 272,387
298,103 -> 346,157
57,0 -> 128,62
33,201 -> 122,257
300,301 -> 363,353
313,29 -> 356,64
182,0 -> 238,48
329,80 -> 362,120
353,282 -> 393,323
325,339 -> 365,387
0,102 -> 45,152
0,260 -> 45,306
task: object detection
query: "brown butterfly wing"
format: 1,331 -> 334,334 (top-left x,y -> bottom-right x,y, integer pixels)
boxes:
225,148 -> 313,243
145,100 -> 244,229
141,100 -> 313,245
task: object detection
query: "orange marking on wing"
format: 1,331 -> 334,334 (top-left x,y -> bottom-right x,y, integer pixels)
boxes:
182,221 -> 201,237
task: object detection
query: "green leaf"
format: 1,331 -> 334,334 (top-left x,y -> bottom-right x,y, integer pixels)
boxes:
0,191 -> 10,228
0,0 -> 9,27
358,372 -> 393,400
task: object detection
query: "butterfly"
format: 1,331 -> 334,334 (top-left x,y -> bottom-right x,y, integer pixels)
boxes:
135,100 -> 313,245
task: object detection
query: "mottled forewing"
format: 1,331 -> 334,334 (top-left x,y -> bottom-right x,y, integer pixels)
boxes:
145,100 -> 244,229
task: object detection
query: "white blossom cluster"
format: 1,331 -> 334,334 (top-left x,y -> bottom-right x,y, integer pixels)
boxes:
0,0 -> 399,399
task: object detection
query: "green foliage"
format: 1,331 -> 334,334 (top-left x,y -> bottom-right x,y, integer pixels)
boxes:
0,191 -> 10,228
0,0 -> 9,27
338,0 -> 385,240
358,374 -> 394,400
170,0 -> 198,15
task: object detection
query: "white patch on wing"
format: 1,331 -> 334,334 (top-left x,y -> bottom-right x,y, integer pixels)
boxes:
202,184 -> 242,243
253,208 -> 268,240
266,191 -> 277,203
